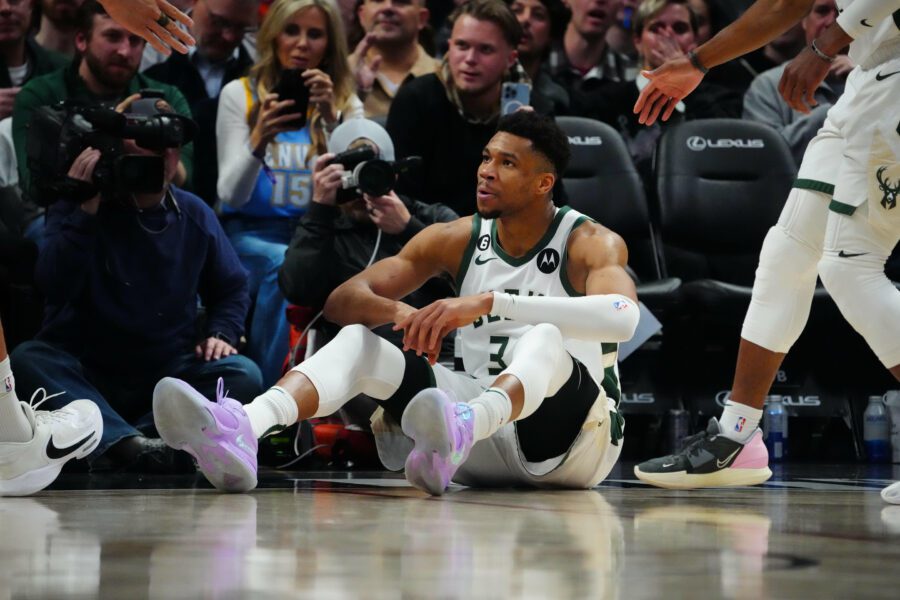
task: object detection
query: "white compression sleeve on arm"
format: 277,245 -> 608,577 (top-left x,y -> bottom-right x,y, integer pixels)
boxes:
491,293 -> 639,342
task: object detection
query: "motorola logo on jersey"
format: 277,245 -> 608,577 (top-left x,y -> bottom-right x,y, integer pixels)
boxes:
477,234 -> 491,251
536,248 -> 560,274
568,135 -> 603,146
686,136 -> 766,151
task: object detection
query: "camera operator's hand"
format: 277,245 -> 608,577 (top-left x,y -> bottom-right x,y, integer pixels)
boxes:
249,93 -> 303,157
195,336 -> 238,361
312,153 -> 343,206
350,33 -> 383,97
97,0 -> 194,57
364,191 -> 410,235
0,87 -> 21,120
303,69 -> 337,126
68,147 -> 102,215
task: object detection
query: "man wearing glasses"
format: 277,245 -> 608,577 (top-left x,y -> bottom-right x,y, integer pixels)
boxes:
145,0 -> 258,205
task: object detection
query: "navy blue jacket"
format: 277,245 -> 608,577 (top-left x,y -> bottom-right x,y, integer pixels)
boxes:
36,186 -> 249,372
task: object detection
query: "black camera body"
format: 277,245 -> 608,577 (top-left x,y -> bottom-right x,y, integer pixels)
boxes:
25,92 -> 194,206
327,146 -> 421,204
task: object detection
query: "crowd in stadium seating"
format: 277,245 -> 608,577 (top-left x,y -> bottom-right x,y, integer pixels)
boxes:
0,0 -> 863,471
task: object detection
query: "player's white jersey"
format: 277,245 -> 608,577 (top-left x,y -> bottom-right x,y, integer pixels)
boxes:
838,1 -> 900,68
456,206 -> 622,404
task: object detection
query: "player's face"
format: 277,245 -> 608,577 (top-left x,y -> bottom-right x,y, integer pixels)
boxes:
635,4 -> 696,70
511,0 -> 552,58
476,132 -> 552,219
802,0 -> 837,44
448,15 -> 517,97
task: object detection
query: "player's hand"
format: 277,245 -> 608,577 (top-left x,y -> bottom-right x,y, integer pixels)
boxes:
633,55 -> 703,125
195,336 -> 238,361
312,153 -> 343,205
778,46 -> 831,114
97,0 -> 195,57
365,191 -> 410,234
394,293 -> 494,365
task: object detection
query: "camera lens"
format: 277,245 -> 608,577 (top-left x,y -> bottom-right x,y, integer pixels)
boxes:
356,160 -> 395,197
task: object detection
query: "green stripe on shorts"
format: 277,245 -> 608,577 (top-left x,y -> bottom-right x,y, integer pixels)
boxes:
793,178 -> 835,195
828,199 -> 856,215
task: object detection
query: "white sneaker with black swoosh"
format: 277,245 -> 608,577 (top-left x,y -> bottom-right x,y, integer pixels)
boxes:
0,390 -> 102,496
634,417 -> 771,489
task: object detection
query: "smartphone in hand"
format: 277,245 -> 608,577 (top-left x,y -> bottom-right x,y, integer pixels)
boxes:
272,68 -> 311,129
501,82 -> 531,116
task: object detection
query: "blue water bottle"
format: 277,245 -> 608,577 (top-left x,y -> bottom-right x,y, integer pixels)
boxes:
763,396 -> 788,462
863,395 -> 890,463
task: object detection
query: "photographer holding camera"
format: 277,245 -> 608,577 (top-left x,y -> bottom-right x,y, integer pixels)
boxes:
8,96 -> 263,472
279,119 -> 457,354
12,0 -> 194,211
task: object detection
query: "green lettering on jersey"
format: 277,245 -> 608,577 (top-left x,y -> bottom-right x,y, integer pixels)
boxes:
488,336 -> 510,375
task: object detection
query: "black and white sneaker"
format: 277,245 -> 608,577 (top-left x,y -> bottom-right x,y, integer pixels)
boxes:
634,418 -> 772,489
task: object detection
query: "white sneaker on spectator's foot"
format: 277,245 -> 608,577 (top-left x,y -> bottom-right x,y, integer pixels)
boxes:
0,390 -> 102,497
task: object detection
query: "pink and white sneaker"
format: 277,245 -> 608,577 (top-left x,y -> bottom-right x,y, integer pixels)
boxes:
153,378 -> 257,493
634,417 -> 772,489
401,388 -> 475,496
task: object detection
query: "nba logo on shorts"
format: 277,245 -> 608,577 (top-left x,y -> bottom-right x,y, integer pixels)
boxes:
735,416 -> 746,433
613,300 -> 629,311
3,376 -> 12,393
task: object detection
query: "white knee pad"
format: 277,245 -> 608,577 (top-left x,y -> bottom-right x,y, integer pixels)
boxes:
819,254 -> 900,368
741,223 -> 822,353
292,324 -> 406,417
501,323 -> 573,421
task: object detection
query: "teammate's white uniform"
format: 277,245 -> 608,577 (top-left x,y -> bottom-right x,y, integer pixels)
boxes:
741,1 -> 900,367
372,207 -> 624,489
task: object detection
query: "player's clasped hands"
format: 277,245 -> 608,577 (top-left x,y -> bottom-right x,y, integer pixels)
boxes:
393,293 -> 495,365
98,0 -> 195,56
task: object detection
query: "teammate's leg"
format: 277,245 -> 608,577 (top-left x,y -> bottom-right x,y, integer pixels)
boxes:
153,324 -> 411,492
0,319 -> 32,443
401,324 -> 576,495
634,185 -> 831,488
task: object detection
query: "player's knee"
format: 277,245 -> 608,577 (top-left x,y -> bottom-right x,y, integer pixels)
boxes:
524,323 -> 564,349
757,225 -> 819,285
333,323 -> 374,345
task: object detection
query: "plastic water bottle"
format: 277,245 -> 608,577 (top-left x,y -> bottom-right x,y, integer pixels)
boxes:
863,395 -> 891,463
763,396 -> 788,462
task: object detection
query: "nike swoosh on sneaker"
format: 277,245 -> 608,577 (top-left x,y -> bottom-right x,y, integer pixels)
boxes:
860,18 -> 872,27
474,255 -> 497,265
661,462 -> 675,468
46,432 -> 96,460
876,70 -> 900,81
838,250 -> 869,258
716,447 -> 742,469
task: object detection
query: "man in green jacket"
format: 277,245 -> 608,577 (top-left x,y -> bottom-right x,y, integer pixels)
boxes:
12,0 -> 193,203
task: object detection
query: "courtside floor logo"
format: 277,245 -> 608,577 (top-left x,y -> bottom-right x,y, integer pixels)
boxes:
687,136 -> 765,151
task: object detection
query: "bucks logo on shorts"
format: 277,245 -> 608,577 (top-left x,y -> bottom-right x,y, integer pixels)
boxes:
876,166 -> 899,210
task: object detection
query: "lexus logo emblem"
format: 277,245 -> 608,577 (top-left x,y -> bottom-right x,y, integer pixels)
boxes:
687,136 -> 707,151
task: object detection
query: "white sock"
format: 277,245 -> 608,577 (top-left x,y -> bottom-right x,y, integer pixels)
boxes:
719,401 -> 763,444
244,386 -> 299,439
469,388 -> 512,442
0,357 -> 31,443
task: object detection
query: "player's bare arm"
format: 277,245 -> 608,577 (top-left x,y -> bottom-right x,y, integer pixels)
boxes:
323,217 -> 474,334
565,221 -> 637,301
635,0 -> 815,125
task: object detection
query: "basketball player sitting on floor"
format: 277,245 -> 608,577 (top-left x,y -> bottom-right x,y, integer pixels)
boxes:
152,111 -> 639,495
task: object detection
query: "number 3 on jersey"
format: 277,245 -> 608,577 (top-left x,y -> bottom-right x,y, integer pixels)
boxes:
488,336 -> 510,375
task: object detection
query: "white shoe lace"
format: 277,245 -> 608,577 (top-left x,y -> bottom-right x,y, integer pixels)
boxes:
29,388 -> 71,424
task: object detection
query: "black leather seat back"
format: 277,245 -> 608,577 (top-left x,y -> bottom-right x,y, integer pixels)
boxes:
556,116 -> 659,280
655,119 -> 795,285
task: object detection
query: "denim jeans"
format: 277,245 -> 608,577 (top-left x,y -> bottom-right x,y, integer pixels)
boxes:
10,341 -> 264,458
24,215 -> 45,251
223,217 -> 294,386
